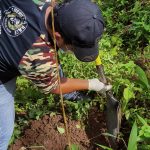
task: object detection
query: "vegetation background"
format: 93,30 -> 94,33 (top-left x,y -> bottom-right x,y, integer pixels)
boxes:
11,0 -> 150,149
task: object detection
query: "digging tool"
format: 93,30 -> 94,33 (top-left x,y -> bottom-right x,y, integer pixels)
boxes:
95,56 -> 121,149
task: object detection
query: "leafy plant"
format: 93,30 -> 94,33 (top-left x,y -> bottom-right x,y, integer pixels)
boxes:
137,115 -> 150,147
127,121 -> 137,150
135,65 -> 150,89
127,115 -> 150,150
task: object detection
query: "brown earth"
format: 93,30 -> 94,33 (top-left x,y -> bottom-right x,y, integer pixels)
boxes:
9,107 -> 128,150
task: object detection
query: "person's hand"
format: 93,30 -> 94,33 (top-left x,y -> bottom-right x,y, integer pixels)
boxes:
88,78 -> 112,93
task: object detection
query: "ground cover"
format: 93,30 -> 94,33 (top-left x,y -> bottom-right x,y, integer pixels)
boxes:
10,107 -> 130,150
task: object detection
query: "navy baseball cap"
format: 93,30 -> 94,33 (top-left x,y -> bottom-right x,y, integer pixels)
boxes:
54,0 -> 104,62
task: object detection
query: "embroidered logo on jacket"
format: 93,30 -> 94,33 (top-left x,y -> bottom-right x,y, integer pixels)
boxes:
3,6 -> 28,37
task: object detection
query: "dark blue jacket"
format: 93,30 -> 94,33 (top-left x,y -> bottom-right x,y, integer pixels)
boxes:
0,0 -> 42,83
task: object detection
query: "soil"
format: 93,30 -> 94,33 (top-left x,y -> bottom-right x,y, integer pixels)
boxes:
9,107 -> 128,150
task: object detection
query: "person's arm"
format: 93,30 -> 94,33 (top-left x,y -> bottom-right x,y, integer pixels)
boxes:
18,36 -> 111,95
51,78 -> 88,94
52,78 -> 112,94
18,36 -> 89,94
18,36 -> 59,94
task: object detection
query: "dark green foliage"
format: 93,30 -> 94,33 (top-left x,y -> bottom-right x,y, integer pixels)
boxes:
98,0 -> 150,53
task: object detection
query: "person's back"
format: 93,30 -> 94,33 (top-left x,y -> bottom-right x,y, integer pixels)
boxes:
0,0 -> 42,83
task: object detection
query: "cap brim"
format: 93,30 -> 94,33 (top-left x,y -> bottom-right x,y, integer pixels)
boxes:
74,42 -> 99,62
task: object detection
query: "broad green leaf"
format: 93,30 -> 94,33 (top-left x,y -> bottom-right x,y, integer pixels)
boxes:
135,65 -> 149,89
120,61 -> 136,71
57,126 -> 65,134
143,126 -> 150,138
144,132 -> 150,138
127,121 -> 137,150
137,115 -> 147,125
123,87 -> 135,102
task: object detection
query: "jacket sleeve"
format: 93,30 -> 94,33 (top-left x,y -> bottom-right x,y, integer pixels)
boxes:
18,36 -> 58,94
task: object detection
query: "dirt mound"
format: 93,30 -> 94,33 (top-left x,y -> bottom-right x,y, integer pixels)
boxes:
9,108 -> 112,150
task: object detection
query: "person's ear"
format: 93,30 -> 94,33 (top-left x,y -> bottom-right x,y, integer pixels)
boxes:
55,32 -> 61,40
55,32 -> 64,47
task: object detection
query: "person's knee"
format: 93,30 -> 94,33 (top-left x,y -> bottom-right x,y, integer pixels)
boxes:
0,78 -> 16,150
0,120 -> 14,150
0,101 -> 15,150
0,118 -> 15,141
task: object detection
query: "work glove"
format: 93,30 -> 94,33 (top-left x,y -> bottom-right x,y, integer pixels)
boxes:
88,78 -> 112,93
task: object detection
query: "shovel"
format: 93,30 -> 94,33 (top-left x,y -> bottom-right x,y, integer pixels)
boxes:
95,56 -> 121,149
